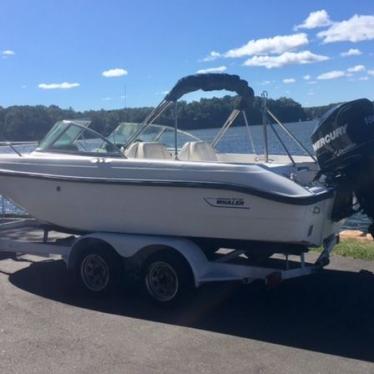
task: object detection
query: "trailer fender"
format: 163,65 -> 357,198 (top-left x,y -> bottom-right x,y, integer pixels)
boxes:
68,233 -> 210,287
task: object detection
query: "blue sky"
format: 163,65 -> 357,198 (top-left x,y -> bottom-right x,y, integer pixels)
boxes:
0,0 -> 373,110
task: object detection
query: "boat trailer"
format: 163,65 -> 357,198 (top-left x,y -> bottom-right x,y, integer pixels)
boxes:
0,218 -> 337,304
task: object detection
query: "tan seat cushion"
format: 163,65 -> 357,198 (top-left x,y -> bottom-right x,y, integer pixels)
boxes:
178,141 -> 218,162
125,142 -> 172,160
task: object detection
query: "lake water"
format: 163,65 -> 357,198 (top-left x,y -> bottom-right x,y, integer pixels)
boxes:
192,120 -> 317,156
0,121 -> 371,231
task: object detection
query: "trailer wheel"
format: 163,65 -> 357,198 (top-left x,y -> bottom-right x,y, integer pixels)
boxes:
142,251 -> 194,305
75,245 -> 121,296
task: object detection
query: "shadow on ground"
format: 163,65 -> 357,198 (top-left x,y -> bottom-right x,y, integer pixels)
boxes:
6,258 -> 374,362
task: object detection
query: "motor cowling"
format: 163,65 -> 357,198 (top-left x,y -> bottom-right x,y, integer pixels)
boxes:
311,98 -> 374,227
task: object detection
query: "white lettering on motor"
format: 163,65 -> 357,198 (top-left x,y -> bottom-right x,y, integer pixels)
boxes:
312,124 -> 348,152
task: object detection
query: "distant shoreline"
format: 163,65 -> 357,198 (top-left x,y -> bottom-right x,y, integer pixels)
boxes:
1,96 -> 364,142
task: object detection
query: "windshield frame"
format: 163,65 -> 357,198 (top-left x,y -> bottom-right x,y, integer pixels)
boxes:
35,120 -> 125,158
108,122 -> 201,149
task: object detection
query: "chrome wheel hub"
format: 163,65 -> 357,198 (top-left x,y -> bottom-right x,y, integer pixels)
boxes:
145,261 -> 179,302
81,254 -> 110,292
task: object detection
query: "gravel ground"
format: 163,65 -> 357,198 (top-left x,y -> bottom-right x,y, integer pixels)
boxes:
0,252 -> 373,374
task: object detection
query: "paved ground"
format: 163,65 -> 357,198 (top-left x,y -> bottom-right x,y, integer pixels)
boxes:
0,252 -> 374,374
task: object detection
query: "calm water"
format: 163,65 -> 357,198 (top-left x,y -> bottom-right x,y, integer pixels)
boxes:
0,121 -> 371,231
192,120 -> 317,156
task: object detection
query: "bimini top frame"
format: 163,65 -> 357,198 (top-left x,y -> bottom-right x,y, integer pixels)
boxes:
120,73 -> 317,164
123,74 -> 254,155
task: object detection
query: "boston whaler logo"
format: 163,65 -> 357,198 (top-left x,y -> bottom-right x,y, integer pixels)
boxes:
312,124 -> 348,152
204,197 -> 250,209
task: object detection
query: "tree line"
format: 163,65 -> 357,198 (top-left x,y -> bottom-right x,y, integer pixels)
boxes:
0,95 -> 341,141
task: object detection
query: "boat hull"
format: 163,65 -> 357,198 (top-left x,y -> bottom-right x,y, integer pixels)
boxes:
0,170 -> 338,246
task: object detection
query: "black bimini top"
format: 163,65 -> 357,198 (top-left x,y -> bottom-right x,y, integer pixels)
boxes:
165,73 -> 254,110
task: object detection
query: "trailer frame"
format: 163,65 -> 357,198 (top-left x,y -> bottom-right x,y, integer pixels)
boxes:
0,218 -> 337,303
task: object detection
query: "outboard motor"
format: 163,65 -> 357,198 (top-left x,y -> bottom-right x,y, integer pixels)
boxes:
311,98 -> 374,235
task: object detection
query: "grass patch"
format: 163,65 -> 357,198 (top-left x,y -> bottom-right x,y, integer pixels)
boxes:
313,239 -> 374,261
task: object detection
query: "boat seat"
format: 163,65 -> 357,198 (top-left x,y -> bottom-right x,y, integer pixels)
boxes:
124,142 -> 172,160
178,141 -> 218,162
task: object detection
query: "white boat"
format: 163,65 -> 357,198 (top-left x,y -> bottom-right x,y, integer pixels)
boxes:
0,74 -> 372,256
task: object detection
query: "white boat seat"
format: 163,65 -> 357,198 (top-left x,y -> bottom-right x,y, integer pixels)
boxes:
125,142 -> 172,160
178,141 -> 218,162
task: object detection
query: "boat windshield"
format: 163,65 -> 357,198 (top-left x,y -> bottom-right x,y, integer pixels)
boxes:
108,122 -> 201,149
36,120 -> 123,157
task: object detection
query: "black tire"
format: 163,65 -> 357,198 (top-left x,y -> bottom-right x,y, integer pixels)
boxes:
74,245 -> 122,297
142,250 -> 194,306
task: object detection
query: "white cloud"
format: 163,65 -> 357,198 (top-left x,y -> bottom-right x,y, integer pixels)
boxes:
2,49 -> 15,56
317,65 -> 367,80
283,78 -> 296,84
317,70 -> 346,80
156,90 -> 170,96
303,74 -> 311,80
243,50 -> 329,69
38,82 -> 80,90
341,48 -> 362,57
102,68 -> 128,78
259,80 -> 272,85
102,97 -> 112,101
368,70 -> 374,76
308,81 -> 317,85
359,76 -> 369,81
196,65 -> 227,74
223,33 -> 308,58
347,64 -> 365,73
295,10 -> 332,30
202,51 -> 221,62
318,15 -> 374,43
